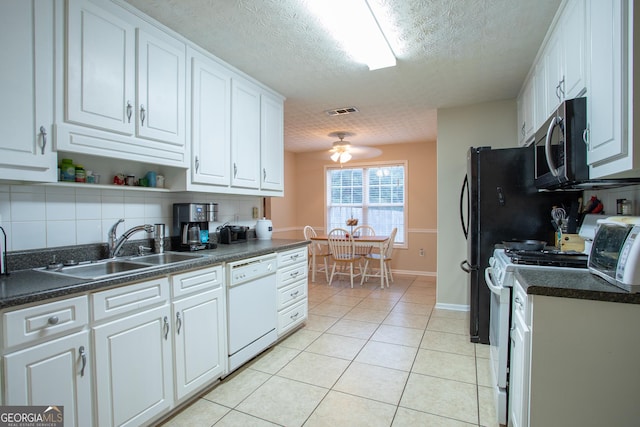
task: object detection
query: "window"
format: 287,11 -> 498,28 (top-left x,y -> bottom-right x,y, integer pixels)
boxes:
326,163 -> 406,244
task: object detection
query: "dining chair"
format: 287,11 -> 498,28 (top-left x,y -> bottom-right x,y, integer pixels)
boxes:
303,225 -> 330,282
352,225 -> 376,256
360,227 -> 397,288
327,228 -> 362,288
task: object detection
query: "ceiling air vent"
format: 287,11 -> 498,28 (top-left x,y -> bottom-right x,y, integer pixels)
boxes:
325,106 -> 359,116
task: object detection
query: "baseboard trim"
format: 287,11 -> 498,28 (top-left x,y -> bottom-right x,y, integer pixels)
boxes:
435,302 -> 470,312
391,269 -> 437,277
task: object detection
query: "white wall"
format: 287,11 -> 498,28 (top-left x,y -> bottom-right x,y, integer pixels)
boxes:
436,99 -> 517,309
0,184 -> 261,251
591,185 -> 640,216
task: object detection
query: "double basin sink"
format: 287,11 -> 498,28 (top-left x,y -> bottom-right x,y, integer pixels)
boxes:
37,252 -> 206,280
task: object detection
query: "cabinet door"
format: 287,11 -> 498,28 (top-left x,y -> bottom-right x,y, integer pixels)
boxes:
509,312 -> 530,427
173,288 -> 226,401
260,93 -> 284,191
4,330 -> 92,427
517,76 -> 535,146
533,61 -> 547,131
586,0 -> 625,166
561,0 -> 587,100
93,305 -> 173,427
67,0 -> 135,135
136,27 -> 186,146
0,0 -> 57,181
544,30 -> 563,117
231,80 -> 261,189
190,52 -> 231,186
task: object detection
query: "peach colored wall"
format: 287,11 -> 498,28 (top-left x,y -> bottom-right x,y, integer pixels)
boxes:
271,141 -> 438,276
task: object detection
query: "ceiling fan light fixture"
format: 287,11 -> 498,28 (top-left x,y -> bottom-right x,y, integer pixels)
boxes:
307,0 -> 396,70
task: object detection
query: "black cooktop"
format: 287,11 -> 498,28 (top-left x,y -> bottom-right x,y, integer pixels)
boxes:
504,248 -> 588,268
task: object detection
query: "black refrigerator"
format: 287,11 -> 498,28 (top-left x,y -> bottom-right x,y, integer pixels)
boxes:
459,146 -> 578,344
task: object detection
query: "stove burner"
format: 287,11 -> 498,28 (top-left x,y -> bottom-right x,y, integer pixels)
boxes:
504,248 -> 588,268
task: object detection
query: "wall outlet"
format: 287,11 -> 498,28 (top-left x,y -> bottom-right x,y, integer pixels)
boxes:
419,248 -> 424,256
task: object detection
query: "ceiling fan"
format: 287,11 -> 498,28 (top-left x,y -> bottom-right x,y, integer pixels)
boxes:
328,132 -> 381,164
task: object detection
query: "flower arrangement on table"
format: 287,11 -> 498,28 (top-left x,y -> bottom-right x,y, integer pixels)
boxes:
346,218 -> 358,236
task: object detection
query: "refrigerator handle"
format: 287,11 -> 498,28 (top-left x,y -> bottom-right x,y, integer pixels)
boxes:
460,174 -> 469,239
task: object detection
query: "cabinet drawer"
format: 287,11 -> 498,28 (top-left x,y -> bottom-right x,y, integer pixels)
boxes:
277,263 -> 307,288
92,277 -> 170,322
277,247 -> 307,269
2,295 -> 89,348
172,265 -> 223,299
277,299 -> 307,336
277,279 -> 307,310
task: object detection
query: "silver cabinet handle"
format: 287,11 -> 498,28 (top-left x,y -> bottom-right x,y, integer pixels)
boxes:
583,124 -> 590,147
290,312 -> 300,320
163,316 -> 169,340
263,168 -> 267,181
126,101 -> 132,123
140,105 -> 146,126
47,316 -> 59,325
79,346 -> 87,377
176,312 -> 182,335
290,254 -> 300,260
514,296 -> 524,310
233,163 -> 237,178
290,270 -> 300,278
290,290 -> 299,298
39,126 -> 47,155
195,156 -> 200,173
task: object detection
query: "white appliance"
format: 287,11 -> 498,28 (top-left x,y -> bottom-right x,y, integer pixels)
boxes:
226,254 -> 277,372
589,216 -> 640,292
485,248 -> 588,425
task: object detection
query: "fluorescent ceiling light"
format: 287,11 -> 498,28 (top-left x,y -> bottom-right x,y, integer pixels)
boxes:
307,0 -> 397,70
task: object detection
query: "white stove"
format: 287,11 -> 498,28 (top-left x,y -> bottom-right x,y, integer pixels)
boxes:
487,247 -> 588,424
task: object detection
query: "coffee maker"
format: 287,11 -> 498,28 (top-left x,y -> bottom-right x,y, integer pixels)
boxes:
173,203 -> 217,251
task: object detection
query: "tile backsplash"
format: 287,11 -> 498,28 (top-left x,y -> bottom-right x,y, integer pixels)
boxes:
589,184 -> 640,216
0,184 -> 262,251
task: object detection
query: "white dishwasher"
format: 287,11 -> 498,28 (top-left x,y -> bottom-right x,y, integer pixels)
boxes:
226,254 -> 277,372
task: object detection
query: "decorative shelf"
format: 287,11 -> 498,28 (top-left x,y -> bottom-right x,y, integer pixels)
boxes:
42,182 -> 172,192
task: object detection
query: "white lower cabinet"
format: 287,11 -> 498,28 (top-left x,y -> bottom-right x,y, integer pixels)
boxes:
276,248 -> 308,336
171,266 -> 226,401
92,278 -> 173,427
509,279 -> 640,427
1,295 -> 92,427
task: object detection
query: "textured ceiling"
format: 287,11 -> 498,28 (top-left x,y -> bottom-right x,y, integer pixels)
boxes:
125,0 -> 561,154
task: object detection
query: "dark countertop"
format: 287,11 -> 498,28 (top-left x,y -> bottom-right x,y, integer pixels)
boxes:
515,268 -> 640,304
0,239 -> 308,310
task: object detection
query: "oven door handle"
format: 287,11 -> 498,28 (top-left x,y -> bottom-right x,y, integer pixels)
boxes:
484,267 -> 503,295
545,116 -> 562,177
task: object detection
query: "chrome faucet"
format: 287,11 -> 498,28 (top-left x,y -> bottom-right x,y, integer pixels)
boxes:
108,219 -> 155,258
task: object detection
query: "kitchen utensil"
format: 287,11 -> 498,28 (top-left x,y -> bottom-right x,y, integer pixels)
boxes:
187,224 -> 201,245
502,239 -> 547,251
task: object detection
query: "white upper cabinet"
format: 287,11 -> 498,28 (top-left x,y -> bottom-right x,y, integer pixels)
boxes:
136,27 -> 186,146
517,74 -> 535,146
586,0 -> 630,176
189,49 -> 231,187
260,93 -> 285,191
61,0 -> 187,167
561,0 -> 587,100
66,0 -> 135,136
231,79 -> 262,189
0,0 -> 57,182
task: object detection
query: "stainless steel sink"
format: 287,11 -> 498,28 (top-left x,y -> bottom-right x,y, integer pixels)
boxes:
37,260 -> 152,280
130,252 -> 205,265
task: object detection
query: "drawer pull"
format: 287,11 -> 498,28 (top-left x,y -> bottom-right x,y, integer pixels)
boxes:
176,312 -> 182,335
290,254 -> 300,260
79,346 -> 87,377
290,290 -> 299,298
47,316 -> 59,325
290,312 -> 300,320
290,271 -> 300,278
163,316 -> 169,340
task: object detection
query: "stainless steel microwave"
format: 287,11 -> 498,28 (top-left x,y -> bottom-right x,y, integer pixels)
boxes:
533,98 -> 588,189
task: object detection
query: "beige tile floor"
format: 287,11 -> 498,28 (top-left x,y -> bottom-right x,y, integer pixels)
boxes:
161,274 -> 499,427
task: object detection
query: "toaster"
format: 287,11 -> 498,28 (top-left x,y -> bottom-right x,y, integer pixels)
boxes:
219,225 -> 248,244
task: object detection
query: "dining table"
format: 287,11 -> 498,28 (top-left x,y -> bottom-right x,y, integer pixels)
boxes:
309,234 -> 389,288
